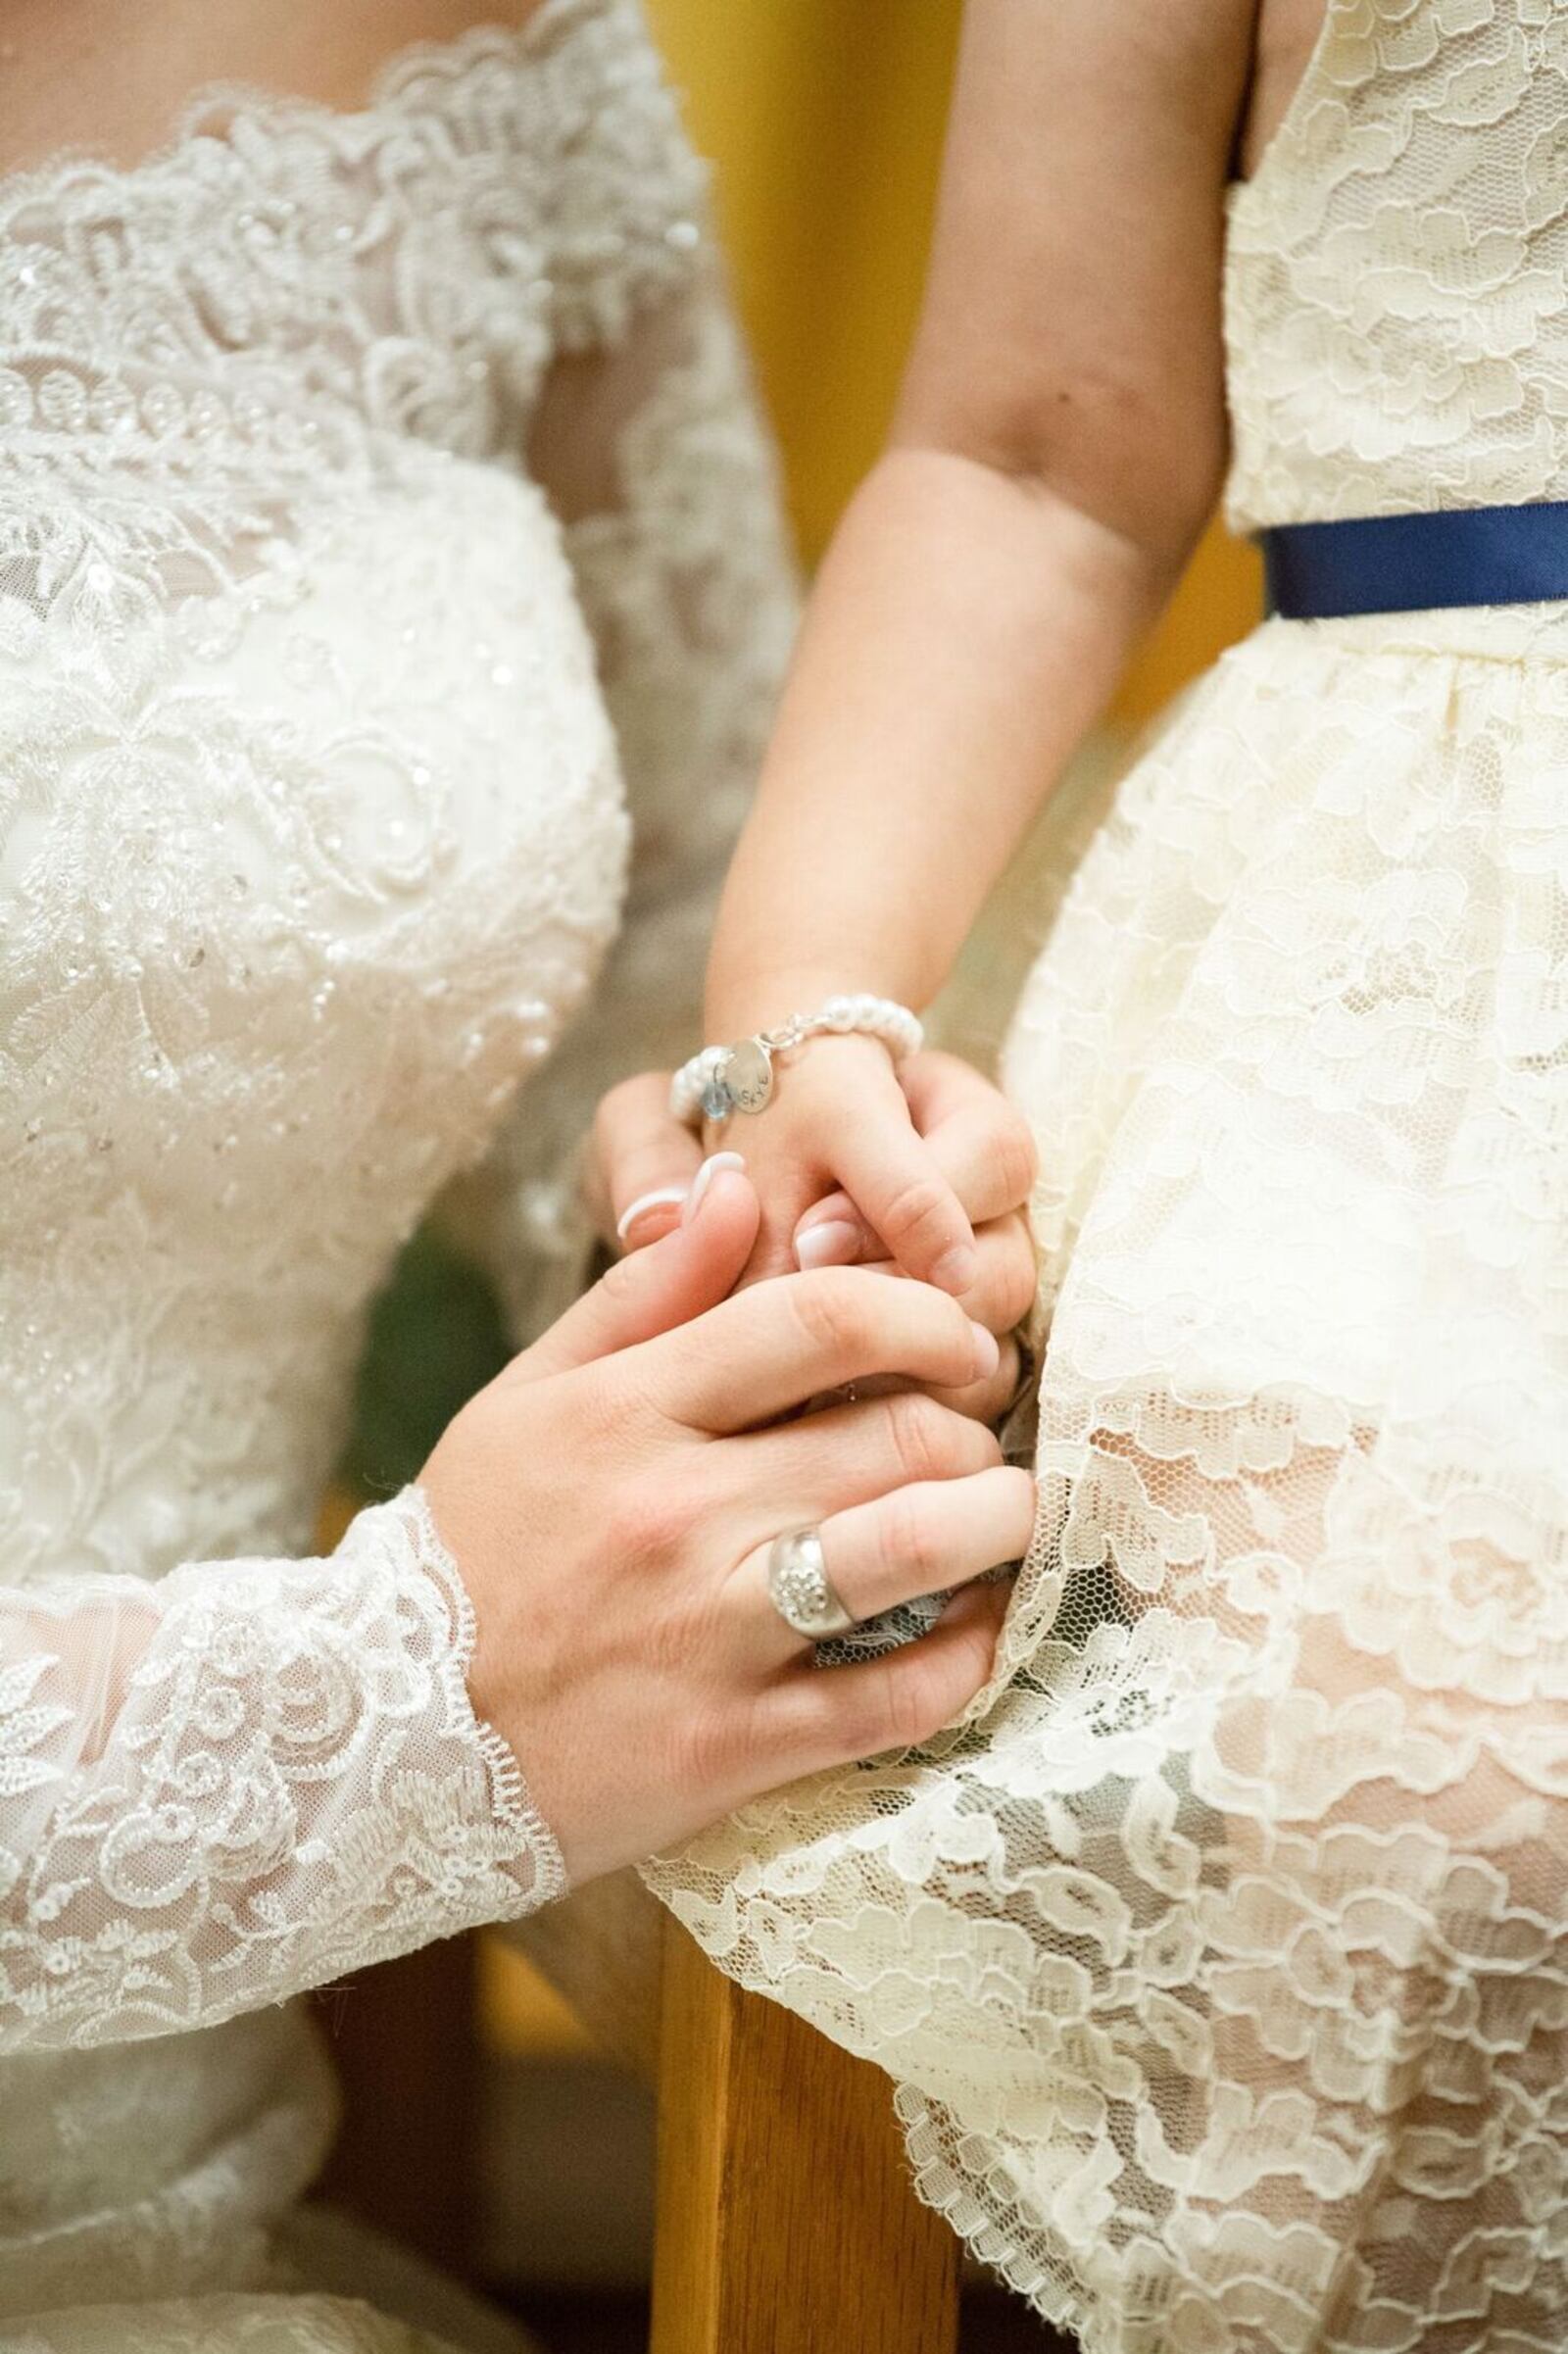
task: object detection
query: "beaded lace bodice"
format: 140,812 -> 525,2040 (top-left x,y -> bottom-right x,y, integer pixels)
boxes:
0,0 -> 794,2312
1225,0 -> 1568,529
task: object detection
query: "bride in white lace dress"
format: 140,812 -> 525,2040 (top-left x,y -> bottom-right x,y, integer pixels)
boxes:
0,2 -> 1042,2344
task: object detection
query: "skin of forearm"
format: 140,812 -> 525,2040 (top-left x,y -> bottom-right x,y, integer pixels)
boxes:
705,440 -> 1194,1037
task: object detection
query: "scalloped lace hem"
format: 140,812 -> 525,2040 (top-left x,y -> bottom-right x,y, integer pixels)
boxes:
404,1482 -> 569,1913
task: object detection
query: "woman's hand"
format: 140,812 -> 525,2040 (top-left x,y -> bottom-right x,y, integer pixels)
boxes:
588,1050 -> 1038,1419
420,1161 -> 1032,1886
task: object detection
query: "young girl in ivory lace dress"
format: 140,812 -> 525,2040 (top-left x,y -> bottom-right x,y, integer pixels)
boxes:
611,1 -> 1568,2347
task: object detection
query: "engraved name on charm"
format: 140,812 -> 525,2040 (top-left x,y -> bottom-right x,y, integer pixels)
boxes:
723,1037 -> 774,1113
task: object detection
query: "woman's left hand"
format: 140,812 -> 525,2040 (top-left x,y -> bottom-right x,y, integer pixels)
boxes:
588,1050 -> 1038,1423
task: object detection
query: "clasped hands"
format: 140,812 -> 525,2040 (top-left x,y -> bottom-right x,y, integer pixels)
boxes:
594,1046 -> 1038,1418
421,1052 -> 1037,1888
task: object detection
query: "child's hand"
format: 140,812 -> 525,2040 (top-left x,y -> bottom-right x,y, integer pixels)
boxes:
589,1049 -> 1038,1414
718,1033 -> 980,1291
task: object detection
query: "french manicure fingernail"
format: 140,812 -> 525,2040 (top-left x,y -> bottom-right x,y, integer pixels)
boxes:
682,1151 -> 746,1225
615,1186 -> 688,1244
968,1320 -> 1001,1380
794,1218 -> 860,1270
934,1243 -> 980,1296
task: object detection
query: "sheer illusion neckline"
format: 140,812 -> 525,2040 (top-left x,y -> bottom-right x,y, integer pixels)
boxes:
0,0 -> 592,221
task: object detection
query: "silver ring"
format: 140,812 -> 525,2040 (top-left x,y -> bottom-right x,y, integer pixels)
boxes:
766,1527 -> 858,1641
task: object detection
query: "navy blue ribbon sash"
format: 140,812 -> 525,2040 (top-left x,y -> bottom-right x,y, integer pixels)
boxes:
1260,499 -> 1568,620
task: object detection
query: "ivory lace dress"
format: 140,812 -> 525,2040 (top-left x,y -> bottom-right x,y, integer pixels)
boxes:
0,4 -> 794,2346
648,5 -> 1568,2349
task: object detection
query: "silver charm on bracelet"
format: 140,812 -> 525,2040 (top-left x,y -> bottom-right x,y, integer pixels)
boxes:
766,1527 -> 858,1641
671,995 -> 924,1129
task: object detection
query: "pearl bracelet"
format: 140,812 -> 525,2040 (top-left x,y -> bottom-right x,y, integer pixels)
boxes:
670,994 -> 924,1128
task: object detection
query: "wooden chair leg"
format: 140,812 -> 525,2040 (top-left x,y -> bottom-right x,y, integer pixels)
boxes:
650,1915 -> 959,2354
312,1931 -> 480,2276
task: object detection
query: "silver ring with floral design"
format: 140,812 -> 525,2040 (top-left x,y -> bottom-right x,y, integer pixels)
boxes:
765,1527 -> 858,1641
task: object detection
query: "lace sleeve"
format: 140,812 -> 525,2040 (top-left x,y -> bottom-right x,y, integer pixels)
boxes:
440,12 -> 799,1340
0,1488 -> 564,2050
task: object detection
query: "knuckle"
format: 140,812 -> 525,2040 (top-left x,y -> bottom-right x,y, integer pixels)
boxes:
991,1119 -> 1039,1207
879,1170 -> 957,1251
596,1249 -> 644,1309
884,1488 -> 943,1592
879,1656 -> 949,1752
885,1392 -> 955,1485
832,1676 -> 896,1763
772,1692 -> 837,1776
675,1702 -> 743,1800
604,1477 -> 686,1568
792,1268 -> 872,1361
957,1270 -> 1008,1346
600,1493 -> 650,1565
647,1583 -> 724,1686
889,1688 -> 944,1754
958,1240 -> 1034,1354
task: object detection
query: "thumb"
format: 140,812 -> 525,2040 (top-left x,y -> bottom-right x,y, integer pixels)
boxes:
513,1155 -> 757,1380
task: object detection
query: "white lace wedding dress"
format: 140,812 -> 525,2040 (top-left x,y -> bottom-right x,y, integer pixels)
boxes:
649,4 -> 1568,2349
0,4 -> 793,2344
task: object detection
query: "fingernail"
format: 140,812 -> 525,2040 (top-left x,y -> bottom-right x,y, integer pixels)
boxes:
968,1319 -> 1000,1380
794,1218 -> 860,1270
682,1151 -> 746,1225
615,1186 -> 688,1244
934,1243 -> 980,1296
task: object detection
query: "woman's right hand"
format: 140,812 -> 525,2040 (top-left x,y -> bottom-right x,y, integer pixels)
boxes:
588,1050 -> 1039,1426
420,1161 -> 1032,1886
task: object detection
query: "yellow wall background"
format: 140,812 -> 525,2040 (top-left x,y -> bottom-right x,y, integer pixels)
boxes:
646,0 -> 1263,724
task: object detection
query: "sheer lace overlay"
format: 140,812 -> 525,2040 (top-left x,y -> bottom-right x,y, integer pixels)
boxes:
646,7 -> 1568,2349
0,1488 -> 564,2052
0,0 -> 793,2335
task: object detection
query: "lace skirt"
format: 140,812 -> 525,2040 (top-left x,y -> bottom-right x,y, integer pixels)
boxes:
646,610 -> 1568,2354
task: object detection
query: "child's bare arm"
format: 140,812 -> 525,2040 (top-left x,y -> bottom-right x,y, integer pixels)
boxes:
704,0 -> 1258,1287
